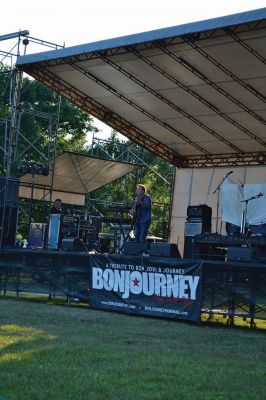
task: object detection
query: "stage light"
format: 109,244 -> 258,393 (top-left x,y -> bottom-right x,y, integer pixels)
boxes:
28,162 -> 36,175
22,38 -> 29,46
35,164 -> 49,176
35,164 -> 44,175
42,165 -> 49,176
18,162 -> 29,175
18,160 -> 49,176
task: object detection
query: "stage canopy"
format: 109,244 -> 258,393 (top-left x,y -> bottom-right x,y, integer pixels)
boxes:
17,8 -> 266,168
19,152 -> 140,205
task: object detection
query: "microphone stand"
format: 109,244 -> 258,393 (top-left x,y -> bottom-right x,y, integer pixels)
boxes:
213,173 -> 231,234
240,194 -> 263,236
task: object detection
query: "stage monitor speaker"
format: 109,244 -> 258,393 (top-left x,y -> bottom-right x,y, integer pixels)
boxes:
0,207 -> 18,247
150,242 -> 181,258
61,238 -> 87,252
0,177 -> 19,207
123,241 -> 148,256
227,247 -> 256,262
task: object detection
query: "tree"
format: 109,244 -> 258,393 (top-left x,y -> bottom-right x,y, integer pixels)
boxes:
0,64 -> 99,176
1,63 -> 174,239
88,132 -> 174,238
0,63 -> 99,238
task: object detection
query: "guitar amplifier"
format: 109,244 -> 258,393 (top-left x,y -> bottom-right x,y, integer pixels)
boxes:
187,204 -> 212,219
184,222 -> 204,237
187,205 -> 212,232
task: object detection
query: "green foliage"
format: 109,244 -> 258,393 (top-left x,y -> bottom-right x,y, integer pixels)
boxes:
0,63 -> 12,117
0,64 -> 98,177
1,62 -> 174,238
89,133 -> 174,237
19,77 -> 97,156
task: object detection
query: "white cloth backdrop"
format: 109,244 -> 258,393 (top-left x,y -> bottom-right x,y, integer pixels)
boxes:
220,177 -> 243,226
221,179 -> 266,226
244,184 -> 266,225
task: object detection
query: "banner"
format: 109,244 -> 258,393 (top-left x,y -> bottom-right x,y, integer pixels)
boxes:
89,254 -> 203,322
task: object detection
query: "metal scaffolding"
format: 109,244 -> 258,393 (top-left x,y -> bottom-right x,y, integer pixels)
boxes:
0,31 -> 63,248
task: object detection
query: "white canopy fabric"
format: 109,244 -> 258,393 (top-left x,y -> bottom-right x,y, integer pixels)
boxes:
19,152 -> 140,205
17,8 -> 266,168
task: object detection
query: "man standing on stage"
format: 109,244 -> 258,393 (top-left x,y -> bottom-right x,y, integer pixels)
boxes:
50,198 -> 62,215
48,198 -> 63,249
130,184 -> 152,242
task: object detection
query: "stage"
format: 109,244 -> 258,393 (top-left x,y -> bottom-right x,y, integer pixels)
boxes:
0,248 -> 265,325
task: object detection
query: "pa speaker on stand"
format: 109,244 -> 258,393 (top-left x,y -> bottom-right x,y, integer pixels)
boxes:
0,178 -> 19,248
0,207 -> 18,247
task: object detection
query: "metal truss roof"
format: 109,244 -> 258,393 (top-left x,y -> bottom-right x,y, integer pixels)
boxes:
17,8 -> 266,168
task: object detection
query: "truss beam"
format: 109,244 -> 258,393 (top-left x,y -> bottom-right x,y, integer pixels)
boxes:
98,52 -> 243,153
70,61 -> 210,155
183,35 -> 266,107
225,28 -> 266,65
24,64 -> 187,167
185,151 -> 266,168
128,44 -> 266,147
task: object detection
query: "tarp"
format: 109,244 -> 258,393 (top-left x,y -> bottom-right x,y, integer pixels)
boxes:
19,151 -> 140,205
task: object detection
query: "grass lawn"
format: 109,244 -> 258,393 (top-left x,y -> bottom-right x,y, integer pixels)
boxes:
0,294 -> 266,400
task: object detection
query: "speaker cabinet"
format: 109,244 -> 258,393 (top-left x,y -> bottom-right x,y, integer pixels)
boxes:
184,222 -> 204,237
150,243 -> 181,258
186,204 -> 212,233
249,224 -> 266,236
0,207 -> 18,247
61,238 -> 87,252
183,237 -> 194,259
187,204 -> 212,219
123,241 -> 148,255
226,222 -> 241,236
227,247 -> 256,262
0,177 -> 19,207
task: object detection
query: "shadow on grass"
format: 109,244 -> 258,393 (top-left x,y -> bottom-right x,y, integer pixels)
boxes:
1,295 -> 266,400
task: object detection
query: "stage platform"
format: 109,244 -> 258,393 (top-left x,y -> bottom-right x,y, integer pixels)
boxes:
0,248 -> 266,324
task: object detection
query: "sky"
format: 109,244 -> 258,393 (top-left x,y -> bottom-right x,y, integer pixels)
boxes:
1,0 -> 265,140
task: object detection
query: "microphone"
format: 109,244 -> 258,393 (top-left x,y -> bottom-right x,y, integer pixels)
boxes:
251,192 -> 264,200
226,170 -> 233,177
